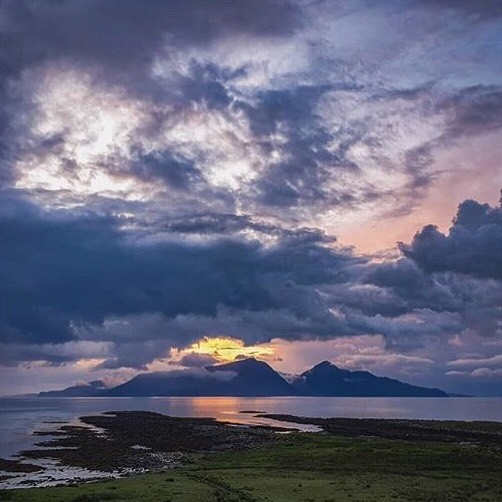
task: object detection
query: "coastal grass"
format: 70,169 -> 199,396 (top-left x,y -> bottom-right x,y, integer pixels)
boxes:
2,432 -> 501,502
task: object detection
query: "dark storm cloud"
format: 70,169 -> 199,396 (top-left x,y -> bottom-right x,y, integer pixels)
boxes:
242,85 -> 360,208
415,0 -> 502,20
0,341 -> 109,367
363,258 -> 462,313
173,61 -> 236,110
0,0 -> 302,184
2,0 -> 499,218
0,193 -> 355,365
128,150 -> 204,191
319,200 -> 502,345
161,212 -> 335,244
2,192 -> 500,368
0,0 -> 301,84
439,86 -> 502,139
362,258 -> 501,339
400,199 -> 502,279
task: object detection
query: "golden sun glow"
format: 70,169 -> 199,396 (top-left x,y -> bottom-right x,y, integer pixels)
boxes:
177,336 -> 275,364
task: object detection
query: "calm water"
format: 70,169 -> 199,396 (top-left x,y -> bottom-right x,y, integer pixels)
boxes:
0,396 -> 501,458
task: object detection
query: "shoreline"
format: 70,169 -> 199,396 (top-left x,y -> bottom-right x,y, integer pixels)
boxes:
1,412 -> 501,501
0,411 -> 276,489
1,411 -> 501,490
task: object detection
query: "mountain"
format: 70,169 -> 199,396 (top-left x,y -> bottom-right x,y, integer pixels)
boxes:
292,361 -> 447,397
206,358 -> 294,396
37,359 -> 449,397
107,358 -> 293,397
38,380 -> 107,397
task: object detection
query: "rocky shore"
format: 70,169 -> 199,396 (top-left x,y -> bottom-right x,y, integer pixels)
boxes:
257,414 -> 502,444
1,411 -> 501,491
0,410 -> 275,488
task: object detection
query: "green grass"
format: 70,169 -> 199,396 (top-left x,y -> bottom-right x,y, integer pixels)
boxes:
2,433 -> 501,502
0,472 -> 213,502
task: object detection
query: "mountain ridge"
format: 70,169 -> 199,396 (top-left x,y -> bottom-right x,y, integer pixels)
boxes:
38,358 -> 449,397
296,360 -> 446,397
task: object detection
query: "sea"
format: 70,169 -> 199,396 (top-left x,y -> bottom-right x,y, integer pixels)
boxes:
1,396 -> 501,460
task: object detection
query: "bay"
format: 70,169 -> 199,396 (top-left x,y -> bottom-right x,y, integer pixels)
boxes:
0,396 -> 501,459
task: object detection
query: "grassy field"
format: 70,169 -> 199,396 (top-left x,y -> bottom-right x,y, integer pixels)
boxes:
2,431 -> 501,502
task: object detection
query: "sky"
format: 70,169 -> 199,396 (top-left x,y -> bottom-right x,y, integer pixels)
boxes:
0,0 -> 501,396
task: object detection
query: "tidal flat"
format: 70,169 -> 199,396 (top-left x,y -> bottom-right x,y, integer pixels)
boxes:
0,411 -> 501,501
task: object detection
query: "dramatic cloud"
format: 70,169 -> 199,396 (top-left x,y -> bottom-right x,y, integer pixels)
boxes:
1,0 -> 300,85
400,199 -> 502,279
0,193 -> 357,367
0,0 -> 500,395
2,193 -> 500,378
